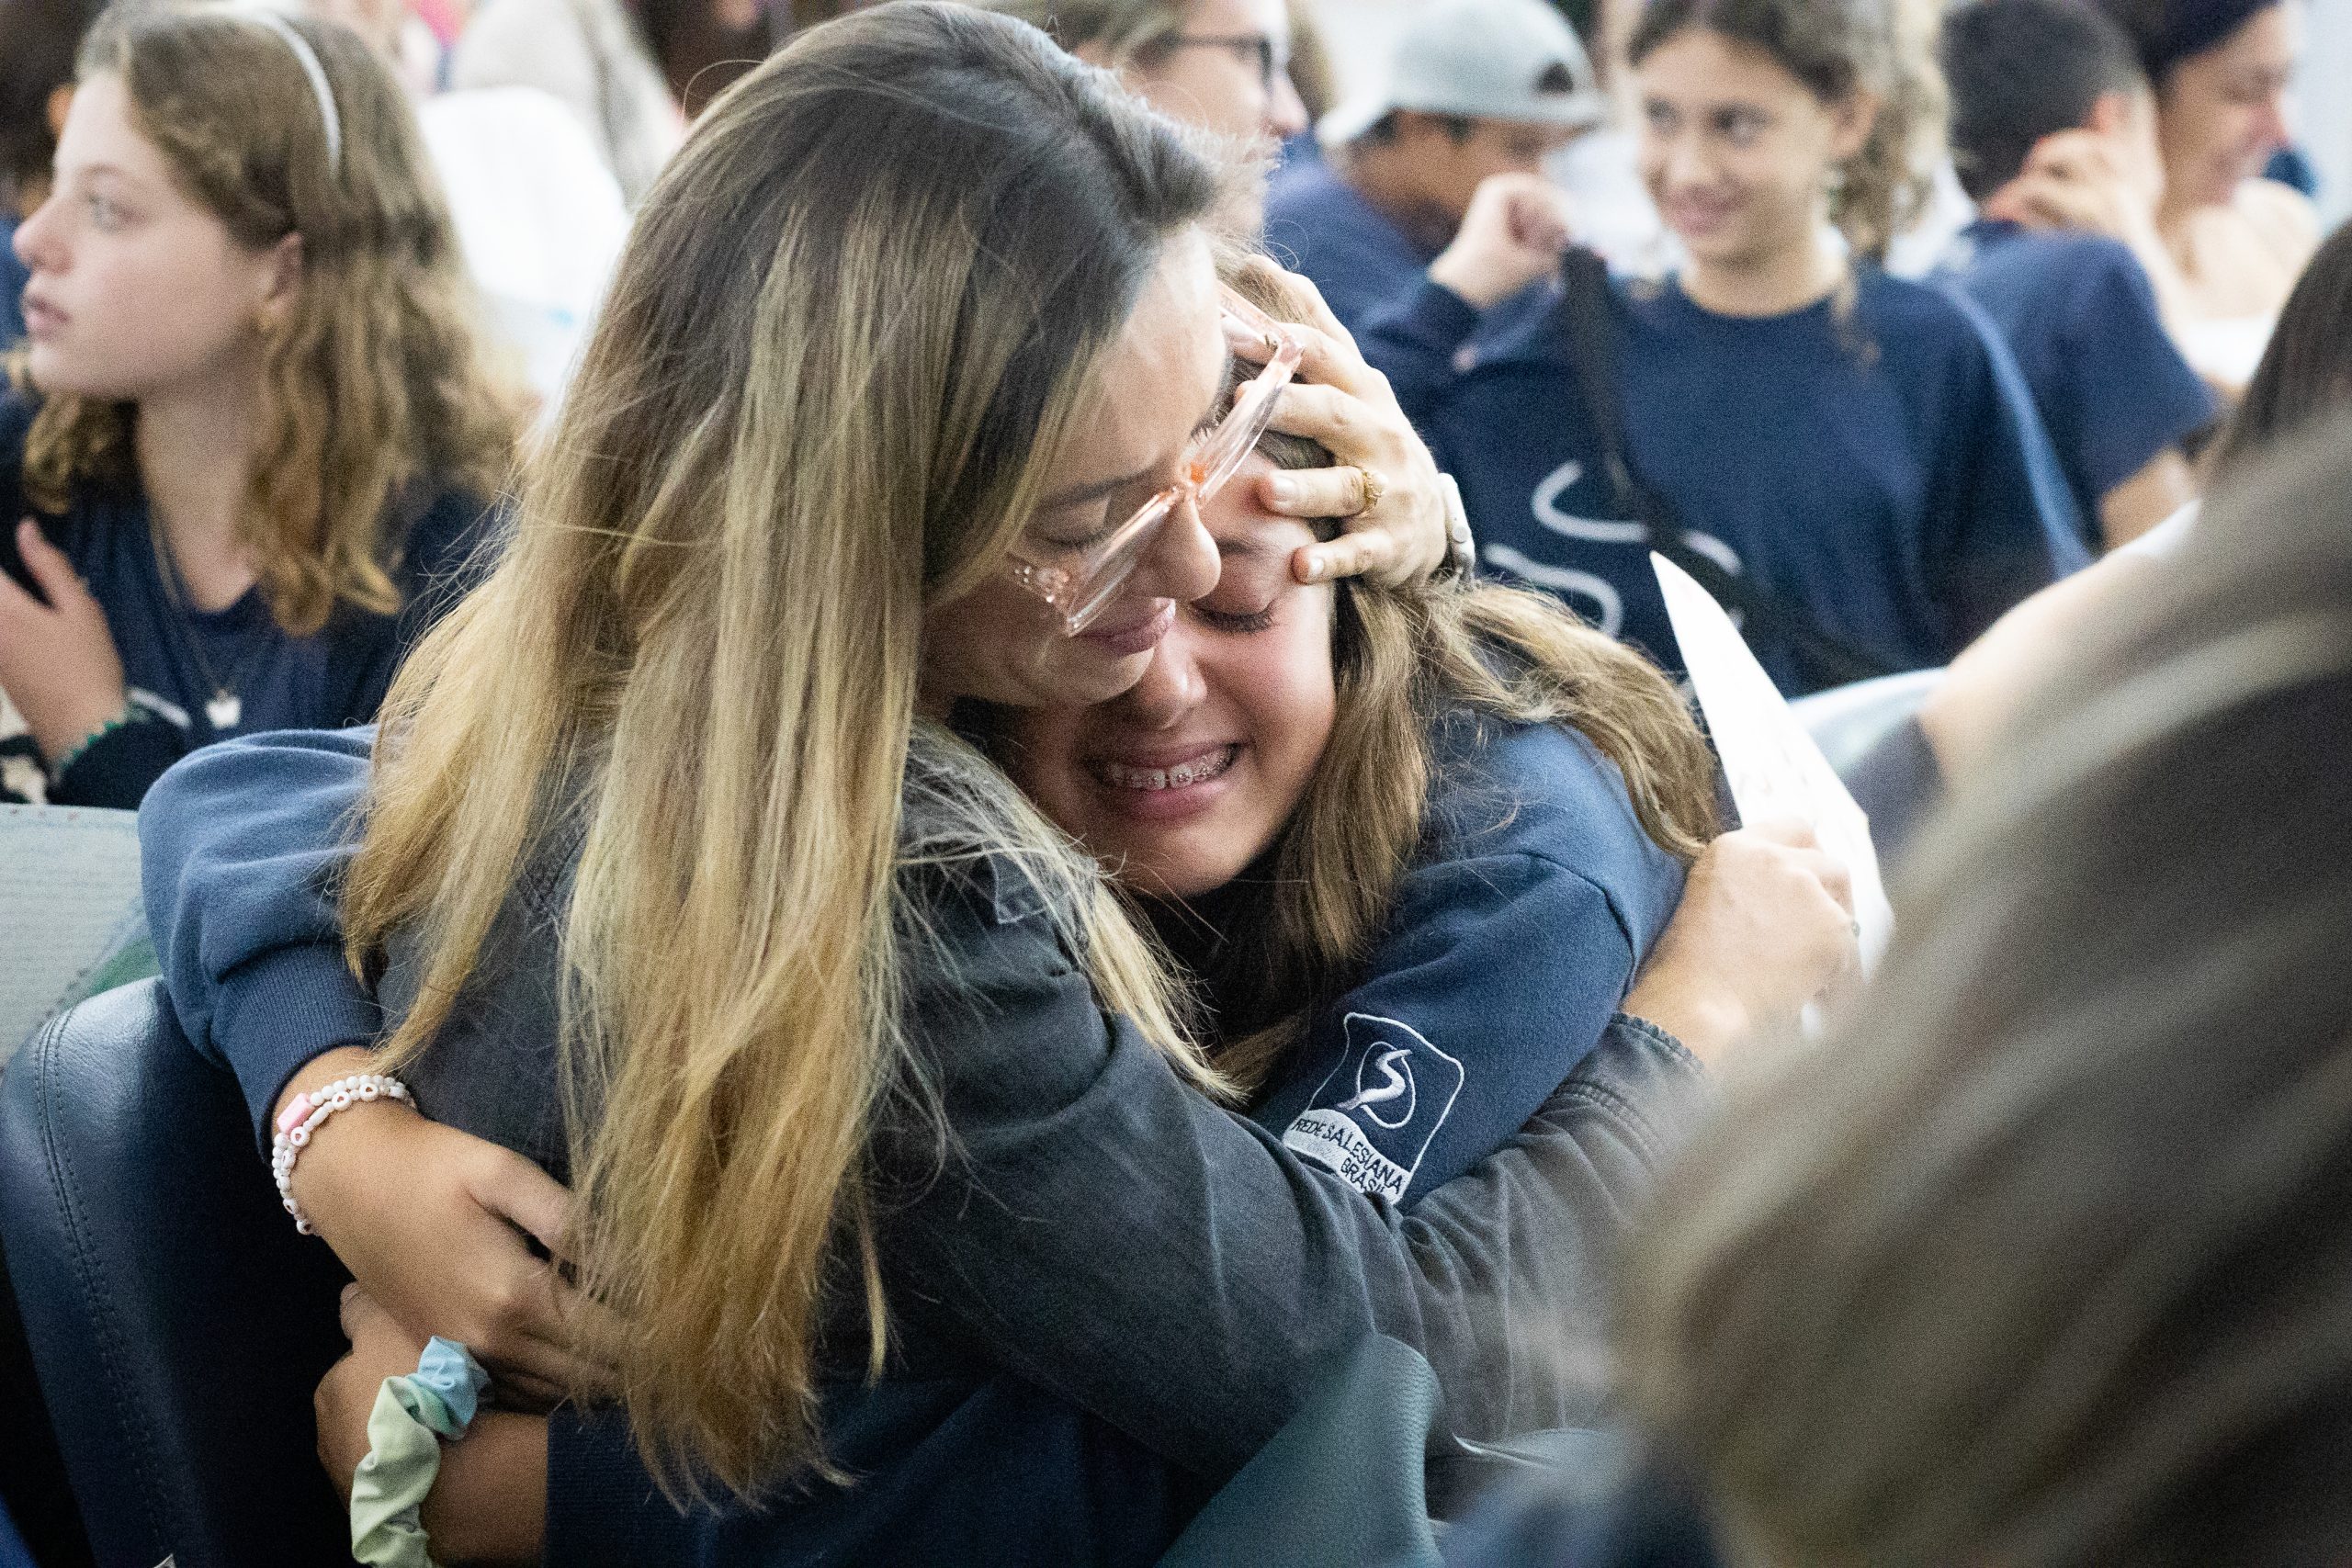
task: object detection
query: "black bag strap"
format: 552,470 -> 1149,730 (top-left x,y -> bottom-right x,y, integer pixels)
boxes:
1554,248 -> 1897,688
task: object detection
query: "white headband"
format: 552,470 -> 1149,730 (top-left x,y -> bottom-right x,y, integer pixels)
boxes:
243,10 -> 343,177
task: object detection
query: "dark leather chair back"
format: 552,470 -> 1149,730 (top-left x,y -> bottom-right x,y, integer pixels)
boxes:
0,982 -> 353,1567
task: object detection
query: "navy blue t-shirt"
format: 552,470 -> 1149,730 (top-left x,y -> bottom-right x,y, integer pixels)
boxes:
548,705 -> 1687,1565
1939,219 -> 2214,541
0,391 -> 499,806
1363,267 -> 2090,694
1264,158 -> 1552,345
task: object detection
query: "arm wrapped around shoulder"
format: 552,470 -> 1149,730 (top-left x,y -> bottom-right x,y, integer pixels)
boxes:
875,858 -> 1713,1480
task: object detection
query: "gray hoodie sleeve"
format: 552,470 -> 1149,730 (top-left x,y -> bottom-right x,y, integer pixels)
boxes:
875,862 -> 1710,1479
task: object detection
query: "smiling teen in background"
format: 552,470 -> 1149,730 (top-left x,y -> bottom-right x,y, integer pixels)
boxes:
1936,0 -> 2214,550
1363,0 -> 2086,696
1993,0 -> 2314,391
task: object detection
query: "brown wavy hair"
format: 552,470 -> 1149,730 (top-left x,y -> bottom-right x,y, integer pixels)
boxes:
1206,572 -> 1721,1091
1088,268 -> 1722,1092
15,6 -> 520,637
1630,0 -> 1947,262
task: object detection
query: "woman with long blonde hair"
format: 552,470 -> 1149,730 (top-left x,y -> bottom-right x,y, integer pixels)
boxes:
0,5 -> 519,807
123,6 -> 1850,1559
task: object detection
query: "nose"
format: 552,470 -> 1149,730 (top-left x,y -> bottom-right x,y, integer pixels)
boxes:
14,193 -> 62,274
1660,130 -> 1711,192
2251,90 -> 2291,156
1266,69 -> 1310,141
1118,621 -> 1207,729
1125,491 -> 1221,607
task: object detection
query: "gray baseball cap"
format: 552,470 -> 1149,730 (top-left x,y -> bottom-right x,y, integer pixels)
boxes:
1318,0 -> 1605,148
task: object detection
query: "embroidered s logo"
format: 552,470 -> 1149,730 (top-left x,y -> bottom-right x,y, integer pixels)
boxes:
1335,1046 -> 1417,1128
1283,1015 -> 1465,1201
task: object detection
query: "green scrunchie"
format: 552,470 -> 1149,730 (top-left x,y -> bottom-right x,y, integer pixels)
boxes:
350,1337 -> 490,1567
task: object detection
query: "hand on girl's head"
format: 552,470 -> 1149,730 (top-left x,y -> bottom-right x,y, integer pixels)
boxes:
1233,260 -> 1451,588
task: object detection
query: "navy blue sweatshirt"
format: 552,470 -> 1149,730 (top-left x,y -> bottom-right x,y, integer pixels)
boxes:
140,710 -> 1698,1564
1938,220 -> 2215,542
0,390 -> 499,807
1363,267 -> 2090,694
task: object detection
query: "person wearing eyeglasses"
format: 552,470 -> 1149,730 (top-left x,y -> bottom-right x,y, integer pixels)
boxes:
972,0 -> 1309,225
1262,0 -> 1604,338
106,10 -> 1836,1563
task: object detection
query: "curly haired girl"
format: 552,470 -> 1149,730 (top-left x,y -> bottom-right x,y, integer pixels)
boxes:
0,5 -> 520,806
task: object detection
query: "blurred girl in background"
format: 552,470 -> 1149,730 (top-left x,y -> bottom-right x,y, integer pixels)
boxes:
0,6 -> 519,806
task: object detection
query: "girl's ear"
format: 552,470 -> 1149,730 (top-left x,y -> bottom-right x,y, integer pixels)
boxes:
1826,88 -> 1881,165
44,84 -> 72,142
257,231 -> 305,332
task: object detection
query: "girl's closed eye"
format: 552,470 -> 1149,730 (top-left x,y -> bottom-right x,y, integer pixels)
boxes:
1194,602 -> 1276,635
1031,500 -> 1117,553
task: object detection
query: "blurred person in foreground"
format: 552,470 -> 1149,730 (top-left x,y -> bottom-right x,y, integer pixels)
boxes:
1603,414 -> 2352,1568
1436,410 -> 2352,1567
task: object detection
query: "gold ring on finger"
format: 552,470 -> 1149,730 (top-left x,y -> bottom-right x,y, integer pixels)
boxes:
1348,465 -> 1387,515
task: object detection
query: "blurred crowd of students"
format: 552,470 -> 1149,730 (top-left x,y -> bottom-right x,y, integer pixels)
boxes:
0,0 -> 2345,1563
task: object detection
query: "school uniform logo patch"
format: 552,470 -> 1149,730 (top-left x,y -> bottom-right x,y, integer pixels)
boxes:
1283,1013 -> 1465,1201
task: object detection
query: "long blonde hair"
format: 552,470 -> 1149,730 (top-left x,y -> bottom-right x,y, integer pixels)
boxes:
15,6 -> 520,637
343,3 -> 1227,1497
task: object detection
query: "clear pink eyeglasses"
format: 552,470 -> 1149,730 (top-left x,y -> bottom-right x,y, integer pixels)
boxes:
1006,289 -> 1305,635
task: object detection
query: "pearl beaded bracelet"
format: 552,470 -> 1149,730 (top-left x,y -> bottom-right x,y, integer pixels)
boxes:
271,1073 -> 413,1235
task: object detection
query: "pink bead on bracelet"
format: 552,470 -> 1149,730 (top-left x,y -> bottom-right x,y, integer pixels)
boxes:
270,1073 -> 413,1235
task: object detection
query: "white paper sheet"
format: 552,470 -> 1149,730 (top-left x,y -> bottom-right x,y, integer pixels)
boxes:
1653,553 -> 1894,973
1,803 -> 148,1059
